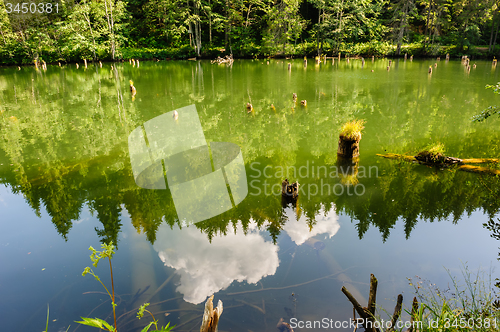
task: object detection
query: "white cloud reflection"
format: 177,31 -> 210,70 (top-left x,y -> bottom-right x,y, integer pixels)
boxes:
153,222 -> 279,304
153,205 -> 339,304
282,204 -> 340,245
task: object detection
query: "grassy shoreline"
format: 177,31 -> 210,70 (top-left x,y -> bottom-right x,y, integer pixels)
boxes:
1,42 -> 498,66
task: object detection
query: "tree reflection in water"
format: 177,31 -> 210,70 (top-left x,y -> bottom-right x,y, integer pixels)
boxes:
0,60 -> 499,247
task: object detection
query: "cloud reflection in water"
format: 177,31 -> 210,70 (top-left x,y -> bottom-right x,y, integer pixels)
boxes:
153,222 -> 279,304
153,205 -> 339,304
282,205 -> 340,245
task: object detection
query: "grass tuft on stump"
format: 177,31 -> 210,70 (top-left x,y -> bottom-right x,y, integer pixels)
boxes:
340,119 -> 365,140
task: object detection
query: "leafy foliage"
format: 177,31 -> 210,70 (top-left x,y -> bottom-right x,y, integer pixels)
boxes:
1,0 -> 500,63
75,317 -> 116,332
79,242 -> 174,331
80,242 -> 118,331
473,83 -> 500,122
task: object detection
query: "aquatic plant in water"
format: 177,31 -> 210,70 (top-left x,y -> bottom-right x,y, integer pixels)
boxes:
77,242 -> 118,332
137,303 -> 174,332
77,242 -> 174,332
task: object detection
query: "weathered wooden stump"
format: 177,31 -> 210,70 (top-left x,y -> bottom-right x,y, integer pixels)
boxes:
337,134 -> 361,159
200,295 -> 223,332
337,156 -> 359,185
282,178 -> 299,199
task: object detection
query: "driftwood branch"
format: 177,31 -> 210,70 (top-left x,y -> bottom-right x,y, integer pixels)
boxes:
341,285 -> 380,332
367,274 -> 378,316
341,286 -> 368,320
342,274 -> 408,332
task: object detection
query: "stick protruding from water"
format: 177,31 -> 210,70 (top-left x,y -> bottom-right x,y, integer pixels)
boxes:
200,295 -> 223,332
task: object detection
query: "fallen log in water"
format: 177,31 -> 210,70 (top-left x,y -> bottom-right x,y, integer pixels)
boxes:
376,153 -> 500,175
461,158 -> 499,164
376,153 -> 416,162
458,164 -> 500,176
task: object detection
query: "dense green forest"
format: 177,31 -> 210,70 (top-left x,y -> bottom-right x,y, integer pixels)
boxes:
0,0 -> 499,64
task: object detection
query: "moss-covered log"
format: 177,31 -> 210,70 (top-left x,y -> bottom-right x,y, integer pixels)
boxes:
376,154 -> 500,175
459,165 -> 500,175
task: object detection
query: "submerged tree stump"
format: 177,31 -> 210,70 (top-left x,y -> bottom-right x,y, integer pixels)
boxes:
337,134 -> 361,159
337,156 -> 359,185
282,178 -> 299,199
337,156 -> 359,175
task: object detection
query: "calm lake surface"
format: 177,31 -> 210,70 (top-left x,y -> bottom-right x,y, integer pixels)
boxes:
1,58 -> 500,332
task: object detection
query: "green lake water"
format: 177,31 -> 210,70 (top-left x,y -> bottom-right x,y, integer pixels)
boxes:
1,58 -> 500,331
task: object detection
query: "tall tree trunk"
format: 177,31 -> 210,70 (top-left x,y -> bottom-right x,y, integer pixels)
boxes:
431,10 -> 441,45
83,1 -> 97,60
104,0 -> 115,60
246,4 -> 252,27
494,20 -> 500,51
196,23 -> 201,56
316,5 -> 321,56
0,27 -> 6,45
320,8 -> 324,56
225,0 -> 229,49
396,0 -> 412,56
193,1 -> 202,56
337,0 -> 344,48
187,0 -> 193,47
489,18 -> 496,52
424,0 -> 433,42
208,0 -> 212,44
